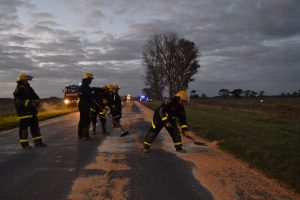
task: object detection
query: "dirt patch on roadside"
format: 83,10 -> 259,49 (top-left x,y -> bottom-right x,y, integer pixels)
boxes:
178,139 -> 300,200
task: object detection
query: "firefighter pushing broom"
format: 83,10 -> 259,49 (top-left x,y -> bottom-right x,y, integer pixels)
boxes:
143,91 -> 190,153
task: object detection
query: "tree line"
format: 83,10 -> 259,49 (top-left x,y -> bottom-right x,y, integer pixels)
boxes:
218,89 -> 264,98
189,88 -> 300,99
218,88 -> 300,98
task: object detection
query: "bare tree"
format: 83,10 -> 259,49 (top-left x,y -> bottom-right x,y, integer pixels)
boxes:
143,32 -> 200,98
143,35 -> 165,99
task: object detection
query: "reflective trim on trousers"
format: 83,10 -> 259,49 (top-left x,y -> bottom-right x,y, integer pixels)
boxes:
144,141 -> 151,146
151,120 -> 156,129
174,142 -> 182,146
32,136 -> 42,140
18,115 -> 33,119
181,125 -> 188,128
20,139 -> 29,143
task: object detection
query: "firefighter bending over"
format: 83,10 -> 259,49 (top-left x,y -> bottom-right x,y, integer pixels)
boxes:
13,73 -> 47,149
90,87 -> 110,134
78,73 -> 94,139
107,83 -> 129,137
143,91 -> 189,153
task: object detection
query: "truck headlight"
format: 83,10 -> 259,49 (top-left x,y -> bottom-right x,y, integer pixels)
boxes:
64,99 -> 70,104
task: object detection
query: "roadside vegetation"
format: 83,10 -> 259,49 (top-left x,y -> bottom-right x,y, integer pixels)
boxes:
143,97 -> 300,193
0,98 -> 77,132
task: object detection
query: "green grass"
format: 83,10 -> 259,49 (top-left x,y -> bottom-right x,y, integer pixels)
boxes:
143,101 -> 300,193
0,101 -> 77,132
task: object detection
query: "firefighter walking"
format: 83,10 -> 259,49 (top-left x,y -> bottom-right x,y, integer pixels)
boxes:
78,73 -> 94,139
13,73 -> 47,149
107,83 -> 129,137
143,91 -> 189,153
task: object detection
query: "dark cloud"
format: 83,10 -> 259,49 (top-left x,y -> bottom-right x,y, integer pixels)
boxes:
0,0 -> 299,98
28,11 -> 55,20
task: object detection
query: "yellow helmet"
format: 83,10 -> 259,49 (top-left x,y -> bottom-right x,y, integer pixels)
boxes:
112,83 -> 119,89
17,73 -> 33,81
104,83 -> 115,91
83,73 -> 94,79
175,91 -> 188,101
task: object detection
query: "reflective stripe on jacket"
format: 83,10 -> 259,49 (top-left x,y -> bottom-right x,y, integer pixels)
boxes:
155,97 -> 187,128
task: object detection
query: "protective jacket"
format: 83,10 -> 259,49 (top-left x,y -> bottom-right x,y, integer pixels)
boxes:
110,91 -> 122,120
13,83 -> 40,118
78,81 -> 93,111
155,96 -> 187,130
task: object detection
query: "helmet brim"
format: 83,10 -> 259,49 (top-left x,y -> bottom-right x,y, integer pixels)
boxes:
17,75 -> 33,81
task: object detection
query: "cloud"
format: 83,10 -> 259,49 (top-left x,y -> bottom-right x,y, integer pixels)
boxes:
0,0 -> 300,98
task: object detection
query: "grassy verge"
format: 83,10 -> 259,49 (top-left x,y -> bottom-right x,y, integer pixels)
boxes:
143,101 -> 300,193
0,101 -> 77,132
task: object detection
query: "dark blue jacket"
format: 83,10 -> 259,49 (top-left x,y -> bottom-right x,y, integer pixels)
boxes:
13,83 -> 40,118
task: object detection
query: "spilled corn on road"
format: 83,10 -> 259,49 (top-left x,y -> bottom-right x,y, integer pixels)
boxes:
0,101 -> 299,200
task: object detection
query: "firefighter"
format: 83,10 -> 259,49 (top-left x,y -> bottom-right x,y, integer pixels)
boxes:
90,87 -> 110,134
78,73 -> 94,139
13,73 -> 47,149
107,83 -> 129,137
143,91 -> 189,153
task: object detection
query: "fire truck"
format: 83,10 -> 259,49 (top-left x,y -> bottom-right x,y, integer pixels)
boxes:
63,84 -> 79,105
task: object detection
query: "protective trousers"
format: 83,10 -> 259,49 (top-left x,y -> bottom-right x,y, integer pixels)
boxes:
19,115 -> 44,148
90,110 -> 107,134
78,108 -> 91,138
144,118 -> 182,150
99,112 -> 106,133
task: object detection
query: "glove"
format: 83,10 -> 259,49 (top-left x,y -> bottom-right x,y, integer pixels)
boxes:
164,121 -> 172,127
104,106 -> 110,114
31,100 -> 40,108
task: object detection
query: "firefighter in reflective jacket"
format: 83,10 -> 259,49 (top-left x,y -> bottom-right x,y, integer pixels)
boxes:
78,73 -> 94,139
107,83 -> 129,137
90,87 -> 110,134
13,73 -> 47,149
143,91 -> 189,153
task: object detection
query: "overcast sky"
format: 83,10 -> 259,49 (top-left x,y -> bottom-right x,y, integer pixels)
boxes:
1,0 -> 300,98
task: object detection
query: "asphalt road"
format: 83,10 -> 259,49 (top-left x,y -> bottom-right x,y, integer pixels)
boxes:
0,101 -> 213,200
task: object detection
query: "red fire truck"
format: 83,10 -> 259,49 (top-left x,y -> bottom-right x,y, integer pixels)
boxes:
63,84 -> 79,105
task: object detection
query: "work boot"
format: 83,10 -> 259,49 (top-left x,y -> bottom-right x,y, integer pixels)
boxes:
35,142 -> 48,148
143,142 -> 150,153
92,123 -> 96,135
22,145 -> 32,149
120,131 -> 129,137
176,147 -> 186,153
83,128 -> 91,140
20,140 -> 30,149
78,126 -> 83,139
